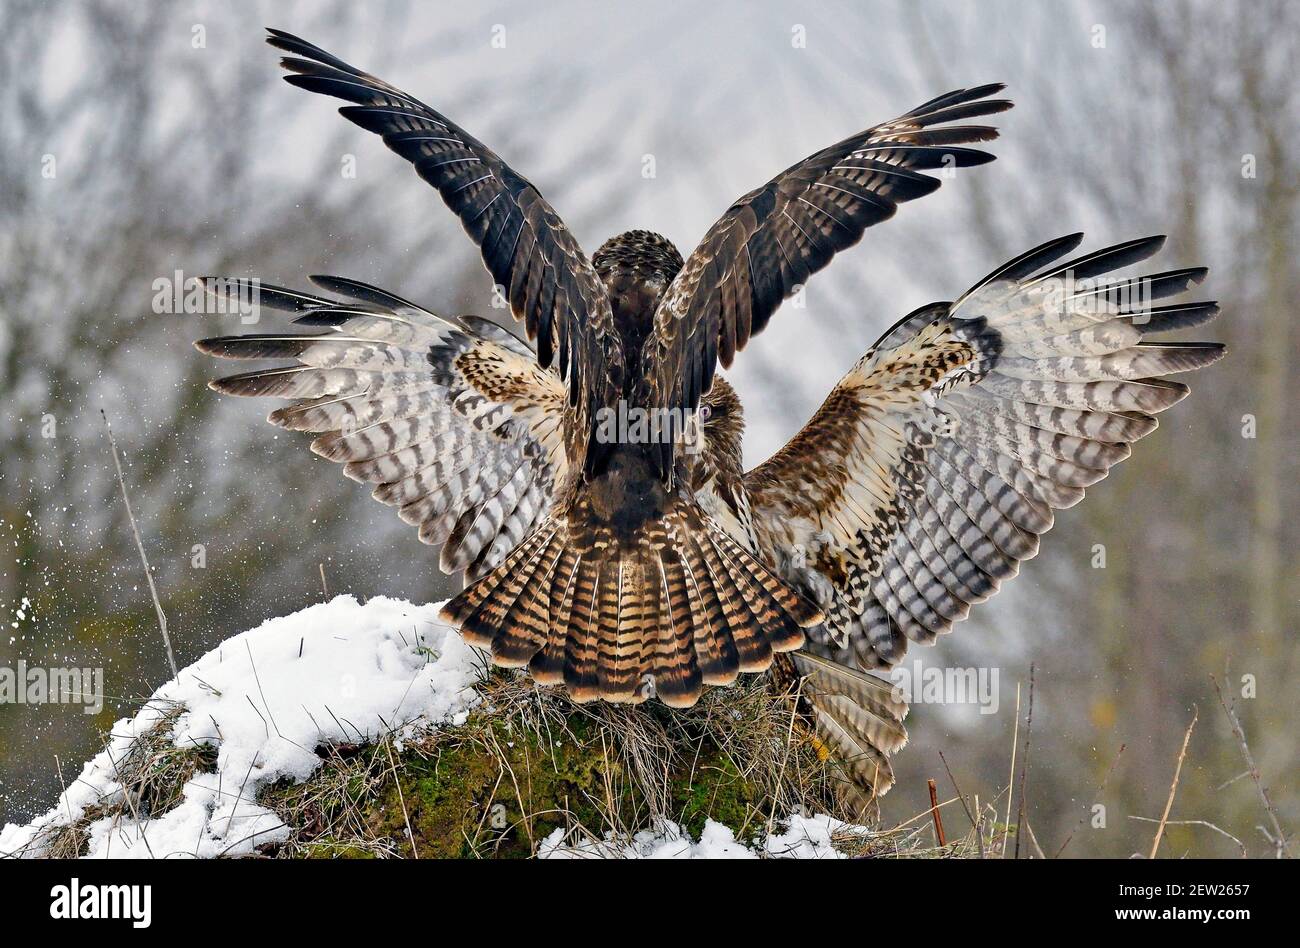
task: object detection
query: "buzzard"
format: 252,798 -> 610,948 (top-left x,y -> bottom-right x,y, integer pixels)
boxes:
198,30 -> 1223,803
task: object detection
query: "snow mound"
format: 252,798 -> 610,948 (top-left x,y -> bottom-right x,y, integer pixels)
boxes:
1,596 -> 481,858
2,595 -> 872,859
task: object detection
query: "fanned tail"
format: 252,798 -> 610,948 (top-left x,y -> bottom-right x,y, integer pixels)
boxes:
440,497 -> 821,708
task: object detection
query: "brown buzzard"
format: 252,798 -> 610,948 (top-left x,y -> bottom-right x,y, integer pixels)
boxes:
198,30 -> 1223,803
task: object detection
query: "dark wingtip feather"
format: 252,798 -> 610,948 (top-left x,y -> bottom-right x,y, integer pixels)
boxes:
309,274 -> 419,310
903,83 -> 1010,118
282,72 -> 366,104
200,277 -> 336,313
1133,301 -> 1221,333
1027,234 -> 1168,286
277,56 -> 316,76
954,232 -> 1086,309
206,376 -> 254,395
265,28 -> 355,73
909,100 -> 1013,128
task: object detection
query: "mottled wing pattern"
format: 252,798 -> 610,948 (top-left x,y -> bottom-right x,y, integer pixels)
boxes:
747,234 -> 1224,670
266,29 -> 622,449
197,277 -> 567,582
642,84 -> 1011,473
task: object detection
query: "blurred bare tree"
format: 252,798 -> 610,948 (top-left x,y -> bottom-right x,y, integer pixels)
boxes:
874,0 -> 1298,857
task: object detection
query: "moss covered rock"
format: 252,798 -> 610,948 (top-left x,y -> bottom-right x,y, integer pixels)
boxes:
258,672 -> 851,858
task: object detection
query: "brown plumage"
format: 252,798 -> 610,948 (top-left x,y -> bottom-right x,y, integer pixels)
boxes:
727,235 -> 1222,798
194,30 -> 1217,809
209,31 -> 1010,710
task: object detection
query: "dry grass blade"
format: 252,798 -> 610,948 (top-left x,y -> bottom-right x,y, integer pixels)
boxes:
101,409 -> 177,679
1002,681 -> 1020,858
1014,665 -> 1035,859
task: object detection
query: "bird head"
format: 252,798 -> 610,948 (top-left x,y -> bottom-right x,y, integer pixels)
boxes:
592,231 -> 684,339
689,376 -> 746,491
592,230 -> 684,286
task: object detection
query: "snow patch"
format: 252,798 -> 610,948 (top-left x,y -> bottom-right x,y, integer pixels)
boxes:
538,813 -> 867,860
1,595 -> 480,858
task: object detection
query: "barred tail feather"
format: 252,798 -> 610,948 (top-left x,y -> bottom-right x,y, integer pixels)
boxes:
789,651 -> 909,813
441,501 -> 822,708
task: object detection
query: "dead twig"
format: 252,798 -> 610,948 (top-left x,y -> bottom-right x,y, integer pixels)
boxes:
1210,674 -> 1292,858
101,409 -> 177,679
1149,706 -> 1197,859
1056,742 -> 1126,858
1024,817 -> 1047,859
1129,816 -> 1246,858
939,751 -> 982,857
927,778 -> 946,846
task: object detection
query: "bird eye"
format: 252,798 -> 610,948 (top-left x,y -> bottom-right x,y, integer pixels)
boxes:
699,405 -> 712,421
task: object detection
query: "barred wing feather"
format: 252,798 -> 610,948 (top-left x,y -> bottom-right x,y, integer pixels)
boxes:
643,84 -> 1012,476
746,235 -> 1224,670
265,29 -> 622,456
196,277 -> 567,582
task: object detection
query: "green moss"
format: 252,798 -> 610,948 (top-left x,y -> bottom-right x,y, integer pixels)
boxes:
358,714 -> 766,857
259,674 -> 842,858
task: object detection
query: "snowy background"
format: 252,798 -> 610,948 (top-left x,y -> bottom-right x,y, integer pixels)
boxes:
1,0 -> 1295,856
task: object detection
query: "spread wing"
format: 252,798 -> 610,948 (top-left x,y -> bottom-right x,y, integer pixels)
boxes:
197,277 -> 567,582
643,84 -> 1012,472
745,235 -> 1224,670
266,29 -> 621,448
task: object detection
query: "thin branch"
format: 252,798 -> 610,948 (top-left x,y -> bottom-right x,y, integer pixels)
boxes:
1129,816 -> 1246,858
1056,743 -> 1126,858
1211,674 -> 1292,857
1024,818 -> 1047,860
1149,706 -> 1198,859
101,409 -> 177,679
939,750 -> 982,858
1014,665 -> 1035,859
